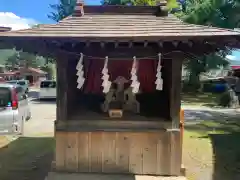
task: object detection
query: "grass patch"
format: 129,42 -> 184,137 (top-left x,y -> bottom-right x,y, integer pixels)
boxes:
0,136 -> 54,180
182,92 -> 220,107
184,119 -> 240,180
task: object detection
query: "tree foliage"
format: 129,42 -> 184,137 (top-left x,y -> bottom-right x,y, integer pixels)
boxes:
180,0 -> 240,89
18,51 -> 38,68
40,63 -> 56,80
48,0 -> 76,22
182,0 -> 240,29
4,50 -> 43,70
5,52 -> 19,70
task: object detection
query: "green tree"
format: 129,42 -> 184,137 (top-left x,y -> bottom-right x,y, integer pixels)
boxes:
5,52 -> 19,70
48,0 -> 76,22
182,0 -> 240,29
40,63 -> 56,80
18,51 -> 38,68
180,0 -> 240,89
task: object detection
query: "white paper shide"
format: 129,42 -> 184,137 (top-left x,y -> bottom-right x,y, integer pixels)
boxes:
102,56 -> 112,93
130,56 -> 140,94
76,53 -> 85,89
155,53 -> 163,90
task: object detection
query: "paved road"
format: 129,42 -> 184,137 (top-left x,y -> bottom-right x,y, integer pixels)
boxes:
23,90 -> 56,136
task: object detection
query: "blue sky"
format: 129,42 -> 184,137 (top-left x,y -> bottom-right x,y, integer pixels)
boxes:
0,0 -> 239,60
227,51 -> 240,61
0,0 -> 101,23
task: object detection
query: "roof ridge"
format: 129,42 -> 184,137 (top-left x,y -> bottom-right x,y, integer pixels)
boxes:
72,5 -> 168,17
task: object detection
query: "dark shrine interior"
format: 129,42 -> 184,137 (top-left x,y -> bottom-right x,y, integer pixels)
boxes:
66,56 -> 173,121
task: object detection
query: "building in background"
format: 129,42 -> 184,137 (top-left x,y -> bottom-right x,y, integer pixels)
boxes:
0,67 -> 46,85
18,67 -> 47,85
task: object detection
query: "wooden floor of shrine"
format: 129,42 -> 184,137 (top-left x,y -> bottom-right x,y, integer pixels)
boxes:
69,110 -> 166,121
45,172 -> 187,180
56,110 -> 171,132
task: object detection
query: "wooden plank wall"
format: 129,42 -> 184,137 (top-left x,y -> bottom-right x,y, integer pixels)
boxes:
55,131 -> 181,176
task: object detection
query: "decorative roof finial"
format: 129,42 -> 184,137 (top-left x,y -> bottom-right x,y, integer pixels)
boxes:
74,0 -> 84,16
156,0 -> 168,17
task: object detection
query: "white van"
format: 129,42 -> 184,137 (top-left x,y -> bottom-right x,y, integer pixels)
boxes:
39,80 -> 57,99
0,84 -> 31,135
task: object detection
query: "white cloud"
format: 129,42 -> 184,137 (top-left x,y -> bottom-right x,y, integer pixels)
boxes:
0,12 -> 38,30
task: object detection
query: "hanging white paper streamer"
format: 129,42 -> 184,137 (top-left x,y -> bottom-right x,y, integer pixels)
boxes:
101,56 -> 112,93
130,56 -> 140,94
155,53 -> 163,90
76,53 -> 85,89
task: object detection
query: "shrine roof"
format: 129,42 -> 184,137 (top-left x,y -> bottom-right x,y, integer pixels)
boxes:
0,5 -> 239,41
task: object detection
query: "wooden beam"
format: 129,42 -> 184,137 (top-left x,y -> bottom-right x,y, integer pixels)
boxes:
128,41 -> 133,48
172,41 -> 179,47
158,41 -> 163,48
144,41 -> 148,47
85,41 -> 90,47
100,42 -> 105,48
114,41 -> 119,48
188,41 -> 193,47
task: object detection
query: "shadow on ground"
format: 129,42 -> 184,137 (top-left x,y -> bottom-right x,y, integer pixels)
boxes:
186,119 -> 240,180
211,132 -> 240,180
28,90 -> 56,105
181,92 -> 220,107
0,137 -> 54,180
184,109 -> 240,123
28,90 -> 39,99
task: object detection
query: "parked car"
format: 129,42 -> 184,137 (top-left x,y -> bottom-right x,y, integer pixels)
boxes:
39,80 -> 57,99
6,80 -> 29,94
0,83 -> 31,134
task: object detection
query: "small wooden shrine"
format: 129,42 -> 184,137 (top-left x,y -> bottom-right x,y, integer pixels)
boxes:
0,0 -> 239,178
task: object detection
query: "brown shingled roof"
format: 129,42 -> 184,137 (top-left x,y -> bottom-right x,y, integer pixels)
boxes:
0,5 -> 239,40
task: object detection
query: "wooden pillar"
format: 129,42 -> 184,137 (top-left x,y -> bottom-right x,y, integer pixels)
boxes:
169,55 -> 183,128
168,54 -> 184,176
56,53 -> 68,121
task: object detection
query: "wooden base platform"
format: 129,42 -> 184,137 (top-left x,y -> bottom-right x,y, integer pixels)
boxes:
45,172 -> 187,180
55,129 -> 181,176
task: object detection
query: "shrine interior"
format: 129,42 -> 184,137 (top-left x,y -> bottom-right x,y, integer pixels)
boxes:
65,53 -> 173,122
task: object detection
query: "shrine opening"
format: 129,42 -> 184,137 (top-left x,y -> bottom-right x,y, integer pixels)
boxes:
0,0 -> 239,179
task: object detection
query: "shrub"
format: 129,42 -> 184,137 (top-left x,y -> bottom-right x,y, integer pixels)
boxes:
218,92 -> 231,107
